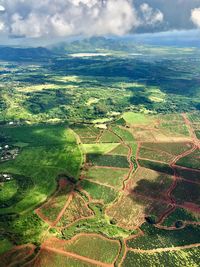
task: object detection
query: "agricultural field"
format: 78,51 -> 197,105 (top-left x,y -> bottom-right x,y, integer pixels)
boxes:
126,167 -> 173,200
172,180 -> 200,208
176,149 -> 200,170
86,154 -> 130,168
1,43 -> 200,266
162,208 -> 200,227
83,167 -> 128,188
57,193 -> 93,227
122,247 -> 200,267
80,179 -> 118,204
44,234 -> 120,264
126,223 -> 200,249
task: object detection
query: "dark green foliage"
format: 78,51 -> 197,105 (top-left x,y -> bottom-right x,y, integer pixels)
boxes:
122,248 -> 200,267
145,216 -> 156,225
162,208 -> 199,227
127,223 -> 200,249
0,174 -> 34,209
175,221 -> 184,229
139,159 -> 174,175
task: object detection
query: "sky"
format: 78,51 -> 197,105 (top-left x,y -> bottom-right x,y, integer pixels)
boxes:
0,0 -> 200,44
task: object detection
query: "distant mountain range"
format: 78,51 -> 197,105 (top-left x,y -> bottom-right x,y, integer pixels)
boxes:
0,32 -> 199,61
0,46 -> 53,61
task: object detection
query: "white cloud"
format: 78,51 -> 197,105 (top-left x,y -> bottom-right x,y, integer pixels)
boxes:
140,3 -> 164,25
191,7 -> 200,28
0,21 -> 4,31
0,0 -> 165,38
0,5 -> 5,12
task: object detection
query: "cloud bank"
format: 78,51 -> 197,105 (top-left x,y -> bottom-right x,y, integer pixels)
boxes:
191,7 -> 200,27
0,0 -> 164,38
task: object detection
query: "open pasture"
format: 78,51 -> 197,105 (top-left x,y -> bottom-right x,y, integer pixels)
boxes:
0,126 -> 82,214
123,112 -> 154,126
82,143 -> 119,154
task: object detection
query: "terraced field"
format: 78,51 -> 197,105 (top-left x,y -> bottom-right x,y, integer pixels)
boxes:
1,112 -> 199,267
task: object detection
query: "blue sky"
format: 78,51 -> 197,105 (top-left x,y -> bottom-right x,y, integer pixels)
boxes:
0,0 -> 200,43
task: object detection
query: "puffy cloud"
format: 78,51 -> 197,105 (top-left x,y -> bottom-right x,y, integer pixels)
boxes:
140,3 -> 164,25
0,0 -> 138,38
0,0 -> 166,38
191,7 -> 200,27
0,5 -> 5,11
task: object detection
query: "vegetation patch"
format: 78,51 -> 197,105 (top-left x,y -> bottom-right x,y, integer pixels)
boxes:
176,149 -> 200,170
84,167 -> 128,188
86,154 -> 129,168
99,130 -> 120,143
122,247 -> 200,267
127,223 -> 200,249
123,112 -> 153,125
139,159 -> 174,175
80,180 -> 117,204
82,143 -> 119,154
162,208 -> 199,227
172,180 -> 200,208
46,234 -> 120,264
126,167 -> 173,200
57,193 -> 93,227
32,249 -> 95,267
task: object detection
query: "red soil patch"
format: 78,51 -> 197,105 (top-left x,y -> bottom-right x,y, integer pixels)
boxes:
59,178 -> 67,189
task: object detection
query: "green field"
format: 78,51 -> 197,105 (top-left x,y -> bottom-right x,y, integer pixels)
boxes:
127,223 -> 200,249
62,234 -> 120,264
0,180 -> 18,203
172,180 -> 200,206
80,180 -> 118,204
162,208 -> 199,227
86,154 -> 129,168
123,112 -> 153,125
0,126 -> 82,214
176,149 -> 200,170
82,143 -> 119,154
0,239 -> 13,255
99,130 -> 120,143
85,167 -> 128,188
